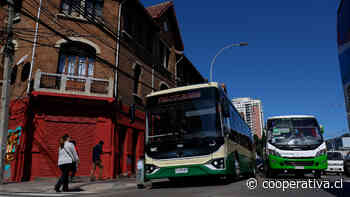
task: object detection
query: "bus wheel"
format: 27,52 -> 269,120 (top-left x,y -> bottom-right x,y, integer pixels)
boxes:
234,159 -> 240,177
137,184 -> 145,189
265,167 -> 274,179
295,172 -> 304,178
169,177 -> 180,183
250,167 -> 257,178
314,171 -> 322,179
345,167 -> 350,177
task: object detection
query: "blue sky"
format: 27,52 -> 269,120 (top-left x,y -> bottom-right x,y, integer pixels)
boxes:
142,0 -> 346,139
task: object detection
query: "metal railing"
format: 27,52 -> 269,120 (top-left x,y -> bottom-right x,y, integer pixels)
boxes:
33,69 -> 113,98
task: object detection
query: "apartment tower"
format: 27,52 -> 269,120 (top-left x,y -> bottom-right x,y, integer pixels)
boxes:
232,97 -> 264,138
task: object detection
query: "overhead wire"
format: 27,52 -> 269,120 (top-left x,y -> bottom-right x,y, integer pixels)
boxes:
19,4 -> 159,92
10,0 -> 179,94
43,0 -> 177,86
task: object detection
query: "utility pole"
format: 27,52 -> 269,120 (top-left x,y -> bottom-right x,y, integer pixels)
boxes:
0,0 -> 15,184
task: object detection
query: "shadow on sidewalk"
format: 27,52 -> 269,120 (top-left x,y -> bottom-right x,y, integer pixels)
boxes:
150,176 -> 246,189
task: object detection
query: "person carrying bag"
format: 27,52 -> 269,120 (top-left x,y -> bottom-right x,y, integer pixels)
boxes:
55,134 -> 79,192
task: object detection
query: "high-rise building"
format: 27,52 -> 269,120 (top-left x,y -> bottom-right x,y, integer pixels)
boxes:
232,98 -> 264,138
337,0 -> 350,130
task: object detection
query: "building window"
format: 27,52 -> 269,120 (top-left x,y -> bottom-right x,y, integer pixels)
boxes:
159,41 -> 169,69
163,21 -> 168,32
146,31 -> 153,53
133,64 -> 141,95
58,41 -> 96,77
60,0 -> 104,19
122,4 -> 136,37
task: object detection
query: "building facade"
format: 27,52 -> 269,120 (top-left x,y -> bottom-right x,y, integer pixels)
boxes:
0,0 -> 205,182
232,97 -> 264,139
337,0 -> 350,130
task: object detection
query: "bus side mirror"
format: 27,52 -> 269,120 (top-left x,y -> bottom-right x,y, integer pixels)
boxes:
320,125 -> 324,135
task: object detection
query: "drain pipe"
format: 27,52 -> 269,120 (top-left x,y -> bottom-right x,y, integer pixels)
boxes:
115,0 -> 128,99
26,0 -> 42,94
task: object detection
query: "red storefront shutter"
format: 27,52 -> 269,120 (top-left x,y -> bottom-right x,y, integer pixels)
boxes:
37,120 -> 96,177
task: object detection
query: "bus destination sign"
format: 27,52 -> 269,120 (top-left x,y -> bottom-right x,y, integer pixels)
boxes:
158,91 -> 201,103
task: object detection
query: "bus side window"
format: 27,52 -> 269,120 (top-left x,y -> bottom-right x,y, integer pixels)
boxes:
221,98 -> 230,118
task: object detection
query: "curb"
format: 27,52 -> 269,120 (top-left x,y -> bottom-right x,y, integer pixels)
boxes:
0,179 -> 139,194
112,183 -> 138,190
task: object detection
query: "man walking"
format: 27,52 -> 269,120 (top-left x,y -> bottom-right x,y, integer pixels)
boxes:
90,141 -> 104,181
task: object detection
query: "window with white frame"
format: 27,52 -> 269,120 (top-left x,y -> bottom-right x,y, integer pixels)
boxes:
60,0 -> 104,19
58,41 -> 95,77
159,41 -> 169,69
163,21 -> 168,32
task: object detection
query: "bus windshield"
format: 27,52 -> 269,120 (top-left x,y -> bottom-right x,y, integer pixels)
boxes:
267,118 -> 323,147
327,152 -> 343,160
146,88 -> 221,144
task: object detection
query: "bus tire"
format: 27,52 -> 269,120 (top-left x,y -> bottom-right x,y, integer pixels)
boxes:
234,159 -> 240,177
137,184 -> 145,189
250,167 -> 256,178
265,167 -> 274,179
295,172 -> 304,178
345,167 -> 350,177
346,172 -> 350,178
314,171 -> 322,179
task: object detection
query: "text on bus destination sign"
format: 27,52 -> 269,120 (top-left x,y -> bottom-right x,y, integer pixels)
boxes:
158,91 -> 201,103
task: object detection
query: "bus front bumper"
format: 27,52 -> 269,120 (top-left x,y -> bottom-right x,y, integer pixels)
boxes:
145,164 -> 227,180
268,154 -> 327,171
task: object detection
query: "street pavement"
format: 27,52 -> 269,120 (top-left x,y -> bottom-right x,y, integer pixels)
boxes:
0,174 -> 349,197
0,177 -> 137,197
87,174 -> 350,197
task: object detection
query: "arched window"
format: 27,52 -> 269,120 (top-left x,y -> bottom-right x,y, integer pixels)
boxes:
58,41 -> 96,77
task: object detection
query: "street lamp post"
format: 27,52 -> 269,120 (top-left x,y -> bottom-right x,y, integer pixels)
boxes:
209,42 -> 248,82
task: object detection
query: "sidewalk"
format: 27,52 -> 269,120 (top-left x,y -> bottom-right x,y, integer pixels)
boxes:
0,177 -> 137,194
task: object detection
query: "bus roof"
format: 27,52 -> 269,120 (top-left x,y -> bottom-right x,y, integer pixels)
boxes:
146,82 -> 221,98
267,115 -> 316,120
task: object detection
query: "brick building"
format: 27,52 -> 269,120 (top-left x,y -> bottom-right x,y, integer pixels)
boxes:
0,0 -> 204,182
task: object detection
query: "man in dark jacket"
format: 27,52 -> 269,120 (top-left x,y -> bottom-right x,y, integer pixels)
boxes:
90,141 -> 104,181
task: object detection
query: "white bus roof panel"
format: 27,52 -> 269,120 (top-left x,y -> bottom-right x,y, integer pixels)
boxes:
146,82 -> 220,98
267,115 -> 316,120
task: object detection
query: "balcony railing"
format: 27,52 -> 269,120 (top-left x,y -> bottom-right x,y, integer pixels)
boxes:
33,70 -> 113,98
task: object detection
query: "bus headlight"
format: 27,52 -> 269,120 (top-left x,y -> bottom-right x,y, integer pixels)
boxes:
268,149 -> 281,157
145,164 -> 159,174
211,158 -> 225,169
316,149 -> 326,157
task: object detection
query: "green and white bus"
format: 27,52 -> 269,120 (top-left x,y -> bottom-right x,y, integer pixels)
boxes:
264,115 -> 327,178
144,83 -> 256,181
